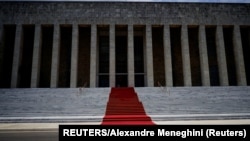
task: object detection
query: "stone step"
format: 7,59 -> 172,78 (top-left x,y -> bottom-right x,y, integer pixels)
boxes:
0,86 -> 250,123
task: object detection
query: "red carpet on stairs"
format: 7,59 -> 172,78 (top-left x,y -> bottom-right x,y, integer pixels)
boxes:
101,87 -> 155,125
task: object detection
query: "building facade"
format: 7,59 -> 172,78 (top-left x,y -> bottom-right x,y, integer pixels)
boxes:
0,1 -> 250,88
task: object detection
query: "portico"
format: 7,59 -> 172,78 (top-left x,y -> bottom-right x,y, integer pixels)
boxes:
0,2 -> 249,88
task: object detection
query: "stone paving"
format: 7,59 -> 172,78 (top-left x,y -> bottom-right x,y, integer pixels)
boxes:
0,86 -> 250,123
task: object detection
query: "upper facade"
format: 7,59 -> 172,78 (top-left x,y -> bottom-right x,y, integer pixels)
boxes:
0,1 -> 250,25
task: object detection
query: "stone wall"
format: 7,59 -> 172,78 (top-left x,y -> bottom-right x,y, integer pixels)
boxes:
0,2 -> 250,25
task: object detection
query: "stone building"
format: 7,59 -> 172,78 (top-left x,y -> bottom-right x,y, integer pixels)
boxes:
0,1 -> 249,89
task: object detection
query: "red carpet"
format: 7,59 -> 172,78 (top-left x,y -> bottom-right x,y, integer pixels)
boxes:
101,87 -> 155,125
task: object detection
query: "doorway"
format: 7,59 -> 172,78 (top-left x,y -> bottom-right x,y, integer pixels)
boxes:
115,35 -> 128,87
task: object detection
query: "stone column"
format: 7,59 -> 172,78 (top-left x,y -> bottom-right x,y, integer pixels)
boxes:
109,24 -> 115,87
216,25 -> 229,86
128,24 -> 134,87
145,24 -> 154,87
163,25 -> 173,87
89,24 -> 97,87
11,24 -> 22,88
181,25 -> 192,86
31,24 -> 42,88
233,25 -> 247,86
198,25 -> 210,86
50,24 -> 60,88
70,24 -> 79,88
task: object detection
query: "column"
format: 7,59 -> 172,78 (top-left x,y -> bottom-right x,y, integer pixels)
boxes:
128,24 -> 134,87
233,25 -> 247,86
70,24 -> 79,88
181,25 -> 192,86
145,24 -> 154,87
31,24 -> 42,88
198,25 -> 210,86
163,25 -> 173,87
216,25 -> 229,86
89,24 -> 97,87
50,24 -> 60,88
11,24 -> 22,88
109,24 -> 115,87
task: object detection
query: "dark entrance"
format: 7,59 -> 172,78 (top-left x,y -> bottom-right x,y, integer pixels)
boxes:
134,35 -> 145,87
116,75 -> 127,87
115,35 -> 128,87
98,36 -> 109,87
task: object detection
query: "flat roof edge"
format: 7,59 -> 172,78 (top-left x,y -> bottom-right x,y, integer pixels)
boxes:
0,0 -> 249,4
